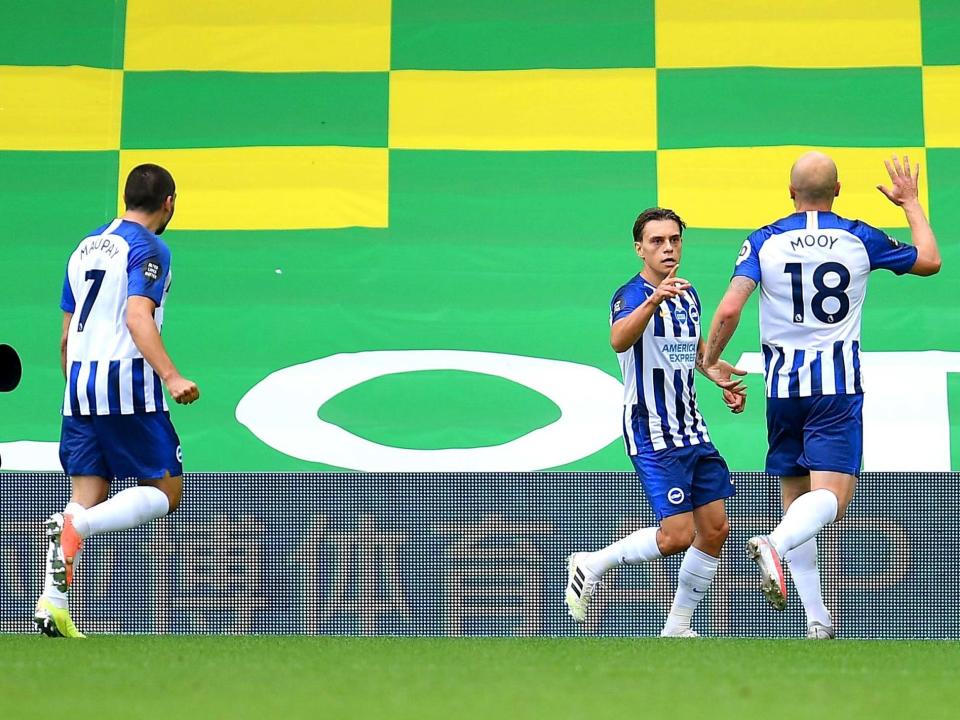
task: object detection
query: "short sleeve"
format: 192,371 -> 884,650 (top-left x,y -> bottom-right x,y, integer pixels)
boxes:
731,231 -> 763,283
60,267 -> 76,313
611,282 -> 650,324
856,221 -> 918,275
127,239 -> 170,305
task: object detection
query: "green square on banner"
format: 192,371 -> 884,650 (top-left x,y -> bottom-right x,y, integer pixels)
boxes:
928,148 -> 960,228
386,149 -> 659,359
0,0 -> 125,68
0,151 -> 119,243
0,151 -> 120,446
921,0 -> 960,64
657,68 -> 925,149
389,150 -> 657,250
388,149 -> 656,471
923,150 -> 960,347
872,148 -> 960,367
391,0 -> 654,70
122,72 -> 390,149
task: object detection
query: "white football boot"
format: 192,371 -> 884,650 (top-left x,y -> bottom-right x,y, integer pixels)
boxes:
564,553 -> 602,623
660,626 -> 700,638
806,618 -> 836,640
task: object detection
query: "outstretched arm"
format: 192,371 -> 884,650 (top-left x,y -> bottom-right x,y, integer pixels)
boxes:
699,276 -> 756,391
877,155 -> 941,276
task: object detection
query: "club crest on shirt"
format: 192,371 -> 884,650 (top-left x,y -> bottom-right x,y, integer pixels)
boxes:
143,259 -> 161,282
675,308 -> 688,324
688,304 -> 700,323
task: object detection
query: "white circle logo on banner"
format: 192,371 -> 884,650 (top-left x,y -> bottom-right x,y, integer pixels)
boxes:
235,350 -> 623,471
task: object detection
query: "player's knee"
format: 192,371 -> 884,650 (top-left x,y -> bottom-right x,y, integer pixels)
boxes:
658,526 -> 696,555
700,517 -> 730,551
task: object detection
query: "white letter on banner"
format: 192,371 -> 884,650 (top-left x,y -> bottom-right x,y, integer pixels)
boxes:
736,351 -> 960,471
0,441 -> 62,471
235,350 -> 624,471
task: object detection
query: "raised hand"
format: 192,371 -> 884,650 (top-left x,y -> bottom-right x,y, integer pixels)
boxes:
877,155 -> 920,207
650,264 -> 691,306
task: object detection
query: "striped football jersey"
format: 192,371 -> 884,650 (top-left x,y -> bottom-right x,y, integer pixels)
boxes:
733,210 -> 917,398
60,218 -> 172,415
611,275 -> 710,454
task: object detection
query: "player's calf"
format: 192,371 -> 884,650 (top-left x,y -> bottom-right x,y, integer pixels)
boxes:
662,544 -> 722,637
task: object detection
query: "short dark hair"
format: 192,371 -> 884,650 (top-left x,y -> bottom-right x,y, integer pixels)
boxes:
124,164 -> 176,212
632,207 -> 686,244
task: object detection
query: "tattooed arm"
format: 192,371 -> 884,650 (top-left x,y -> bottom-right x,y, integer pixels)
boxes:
699,276 -> 757,393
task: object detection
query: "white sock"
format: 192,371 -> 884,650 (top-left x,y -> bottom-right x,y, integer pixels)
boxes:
583,526 -> 662,575
784,538 -> 832,627
768,489 -> 838,556
64,501 -> 86,519
663,546 -> 720,632
75,486 -> 170,538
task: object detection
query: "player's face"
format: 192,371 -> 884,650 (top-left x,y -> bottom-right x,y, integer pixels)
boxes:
155,194 -> 176,235
636,219 -> 682,274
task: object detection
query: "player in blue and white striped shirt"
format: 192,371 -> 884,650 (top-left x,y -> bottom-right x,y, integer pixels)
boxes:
36,164 -> 200,638
565,208 -> 746,637
701,153 -> 942,638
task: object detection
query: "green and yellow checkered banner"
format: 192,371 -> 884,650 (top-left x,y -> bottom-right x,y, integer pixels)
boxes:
1,1 -> 958,471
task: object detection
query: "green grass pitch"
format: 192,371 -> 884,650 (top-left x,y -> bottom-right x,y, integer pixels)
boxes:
2,636 -> 958,719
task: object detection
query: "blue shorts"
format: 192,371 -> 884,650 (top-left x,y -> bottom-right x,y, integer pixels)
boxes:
59,412 -> 183,482
630,442 -> 734,522
765,394 -> 863,477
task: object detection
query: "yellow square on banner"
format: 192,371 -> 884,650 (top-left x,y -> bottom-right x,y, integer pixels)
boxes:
657,147 -> 928,229
390,69 -> 656,151
124,0 -> 390,71
656,0 -> 921,68
922,66 -> 960,148
118,147 -> 388,230
0,66 -> 121,150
